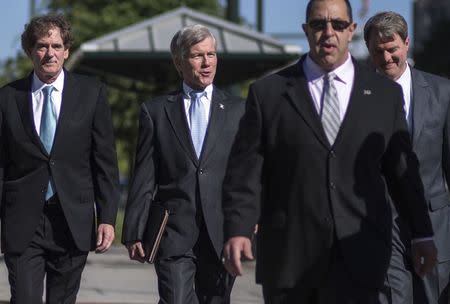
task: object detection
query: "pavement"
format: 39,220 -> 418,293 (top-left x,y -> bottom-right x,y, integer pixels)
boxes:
0,246 -> 263,303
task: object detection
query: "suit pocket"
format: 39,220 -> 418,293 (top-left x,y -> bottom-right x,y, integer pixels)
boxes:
3,167 -> 47,191
429,192 -> 450,211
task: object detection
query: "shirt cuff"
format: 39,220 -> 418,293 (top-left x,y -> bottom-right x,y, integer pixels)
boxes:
411,237 -> 433,244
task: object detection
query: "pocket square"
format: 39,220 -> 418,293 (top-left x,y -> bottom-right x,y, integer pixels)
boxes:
219,103 -> 225,109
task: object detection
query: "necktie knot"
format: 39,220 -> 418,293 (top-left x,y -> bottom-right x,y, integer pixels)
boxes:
325,72 -> 336,83
42,85 -> 54,97
189,90 -> 205,101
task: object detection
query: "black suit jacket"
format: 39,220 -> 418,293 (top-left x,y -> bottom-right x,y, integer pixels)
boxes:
122,87 -> 244,259
0,70 -> 120,253
222,57 -> 433,289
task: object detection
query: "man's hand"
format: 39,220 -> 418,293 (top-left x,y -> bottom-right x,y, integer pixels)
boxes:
222,236 -> 254,276
95,224 -> 115,253
126,241 -> 146,263
411,240 -> 437,277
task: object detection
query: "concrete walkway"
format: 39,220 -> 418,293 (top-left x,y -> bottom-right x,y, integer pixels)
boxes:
0,246 -> 263,303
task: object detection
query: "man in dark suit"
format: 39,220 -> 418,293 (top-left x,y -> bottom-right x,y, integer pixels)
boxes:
364,11 -> 450,304
222,0 -> 437,303
0,14 -> 120,303
122,24 -> 244,304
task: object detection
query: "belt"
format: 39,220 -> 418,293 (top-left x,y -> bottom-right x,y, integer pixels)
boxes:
46,195 -> 59,205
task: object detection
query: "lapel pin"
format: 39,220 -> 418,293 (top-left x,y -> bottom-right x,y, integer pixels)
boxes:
219,103 -> 225,109
363,89 -> 372,95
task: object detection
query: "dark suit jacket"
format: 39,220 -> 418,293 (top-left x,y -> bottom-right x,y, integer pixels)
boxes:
122,87 -> 244,260
409,68 -> 450,262
222,57 -> 433,289
0,70 -> 120,254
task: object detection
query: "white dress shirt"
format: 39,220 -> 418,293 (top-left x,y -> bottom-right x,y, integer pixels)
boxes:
32,71 -> 65,135
182,82 -> 213,128
303,53 -> 355,121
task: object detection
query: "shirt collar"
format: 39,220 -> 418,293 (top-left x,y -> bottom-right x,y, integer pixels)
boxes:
32,70 -> 65,93
183,82 -> 213,100
395,64 -> 411,88
303,53 -> 353,85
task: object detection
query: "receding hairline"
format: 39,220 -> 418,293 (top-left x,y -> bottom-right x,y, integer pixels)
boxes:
305,0 -> 353,22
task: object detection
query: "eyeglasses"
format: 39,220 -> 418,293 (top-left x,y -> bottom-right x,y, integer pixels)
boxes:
307,19 -> 352,31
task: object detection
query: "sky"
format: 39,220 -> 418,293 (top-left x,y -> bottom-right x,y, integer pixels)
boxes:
0,0 -> 412,61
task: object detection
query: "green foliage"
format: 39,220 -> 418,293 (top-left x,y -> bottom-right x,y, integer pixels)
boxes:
114,208 -> 124,244
0,0 -> 224,180
47,0 -> 223,50
42,0 -> 224,177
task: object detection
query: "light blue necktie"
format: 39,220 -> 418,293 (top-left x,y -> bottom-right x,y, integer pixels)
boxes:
189,91 -> 207,158
40,85 -> 56,199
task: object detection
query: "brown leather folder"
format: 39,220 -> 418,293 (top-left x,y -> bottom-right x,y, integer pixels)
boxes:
143,204 -> 169,263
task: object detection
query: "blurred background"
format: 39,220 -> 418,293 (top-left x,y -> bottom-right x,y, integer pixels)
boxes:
1,0 -> 449,241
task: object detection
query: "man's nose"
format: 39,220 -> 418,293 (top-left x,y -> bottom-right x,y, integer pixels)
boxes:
202,55 -> 211,65
46,47 -> 55,57
324,22 -> 335,36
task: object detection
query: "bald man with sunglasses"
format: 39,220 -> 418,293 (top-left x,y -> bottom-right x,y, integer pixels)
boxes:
221,0 -> 437,303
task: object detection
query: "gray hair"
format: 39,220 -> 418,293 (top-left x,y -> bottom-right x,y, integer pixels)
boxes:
364,11 -> 408,44
170,24 -> 216,63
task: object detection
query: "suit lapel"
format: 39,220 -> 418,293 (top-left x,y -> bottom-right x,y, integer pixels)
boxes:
200,88 -> 227,164
164,91 -> 199,165
335,61 -> 368,145
15,74 -> 49,156
410,69 -> 429,146
52,71 -> 80,154
285,60 -> 330,148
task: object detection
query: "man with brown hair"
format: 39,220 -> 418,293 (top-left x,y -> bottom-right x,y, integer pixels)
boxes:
365,11 -> 450,304
0,14 -> 120,303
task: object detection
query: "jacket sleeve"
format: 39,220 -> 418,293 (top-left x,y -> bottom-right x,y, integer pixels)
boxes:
91,83 -> 120,226
223,83 -> 262,240
122,103 -> 157,244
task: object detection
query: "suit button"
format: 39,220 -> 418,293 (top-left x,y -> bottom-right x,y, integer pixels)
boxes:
50,159 -> 55,165
199,169 -> 204,174
324,216 -> 333,223
330,182 -> 335,189
330,150 -> 336,158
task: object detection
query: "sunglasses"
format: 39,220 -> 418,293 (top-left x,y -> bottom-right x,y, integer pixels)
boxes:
307,19 -> 352,31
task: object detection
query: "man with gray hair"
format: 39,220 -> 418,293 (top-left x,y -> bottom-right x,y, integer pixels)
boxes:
122,24 -> 244,303
365,11 -> 450,304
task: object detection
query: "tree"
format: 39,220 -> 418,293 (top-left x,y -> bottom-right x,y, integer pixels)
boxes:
38,0 -> 224,181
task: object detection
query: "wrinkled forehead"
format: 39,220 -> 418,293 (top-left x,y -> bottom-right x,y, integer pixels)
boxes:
35,26 -> 63,41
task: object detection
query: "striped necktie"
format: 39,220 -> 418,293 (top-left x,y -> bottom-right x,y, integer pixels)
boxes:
322,73 -> 340,145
